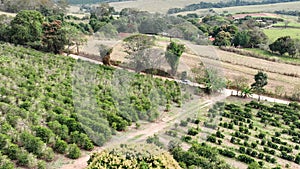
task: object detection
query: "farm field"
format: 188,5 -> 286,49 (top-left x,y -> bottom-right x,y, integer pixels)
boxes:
184,43 -> 300,97
273,22 -> 300,28
0,43 -> 186,168
158,97 -> 300,169
178,1 -> 300,15
109,0 -> 232,13
244,48 -> 300,65
263,28 -> 300,42
81,37 -> 300,98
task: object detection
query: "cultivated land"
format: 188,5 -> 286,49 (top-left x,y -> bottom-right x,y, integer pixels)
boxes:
263,28 -> 300,42
109,0 -> 232,13
81,37 -> 300,98
177,1 -> 300,15
157,97 -> 300,169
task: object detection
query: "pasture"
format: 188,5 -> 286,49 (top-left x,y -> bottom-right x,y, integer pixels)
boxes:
263,28 -> 300,42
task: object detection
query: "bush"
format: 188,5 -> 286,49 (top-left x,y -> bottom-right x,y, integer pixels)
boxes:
180,120 -> 188,127
237,154 -> 255,164
207,135 -> 216,143
37,160 -> 46,169
219,149 -> 235,158
54,139 -> 68,154
67,144 -> 81,159
187,128 -> 198,136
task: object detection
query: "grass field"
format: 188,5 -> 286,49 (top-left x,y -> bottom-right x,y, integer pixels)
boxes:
178,1 -> 300,15
244,48 -> 300,65
263,28 -> 300,42
273,22 -> 300,28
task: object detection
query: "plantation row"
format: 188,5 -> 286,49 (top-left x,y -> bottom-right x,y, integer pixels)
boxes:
162,99 -> 300,168
0,43 -> 183,168
204,100 -> 300,168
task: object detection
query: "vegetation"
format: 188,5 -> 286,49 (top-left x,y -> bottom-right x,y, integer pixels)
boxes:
168,0 -> 300,14
0,43 -> 183,167
87,144 -> 181,168
165,41 -> 185,75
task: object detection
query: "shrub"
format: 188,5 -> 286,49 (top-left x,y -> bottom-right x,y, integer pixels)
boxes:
67,144 -> 81,159
54,139 -> 68,154
180,120 -> 188,127
237,154 -> 255,164
187,128 -> 198,136
219,149 -> 235,158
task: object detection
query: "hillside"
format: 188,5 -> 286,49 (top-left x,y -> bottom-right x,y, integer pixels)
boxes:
0,43 -> 183,168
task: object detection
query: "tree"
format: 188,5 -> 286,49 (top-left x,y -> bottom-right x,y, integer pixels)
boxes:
214,31 -> 232,46
123,34 -> 155,54
9,10 -> 44,48
233,76 -> 249,96
42,20 -> 67,54
99,44 -> 113,66
91,3 -> 114,22
123,34 -> 155,72
251,71 -> 268,101
269,36 -> 297,57
203,68 -> 226,94
233,31 -> 251,47
63,25 -> 87,55
127,48 -> 165,73
165,41 -> 185,75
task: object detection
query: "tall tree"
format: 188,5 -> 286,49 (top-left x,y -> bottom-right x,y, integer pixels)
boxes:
232,31 -> 250,47
165,41 -> 185,75
251,71 -> 268,101
63,25 -> 87,55
42,20 -> 67,54
9,10 -> 44,48
123,34 -> 155,72
269,36 -> 297,57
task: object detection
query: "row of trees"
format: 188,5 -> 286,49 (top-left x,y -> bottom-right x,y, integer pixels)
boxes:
167,0 -> 300,14
0,10 -> 86,54
0,0 -> 68,14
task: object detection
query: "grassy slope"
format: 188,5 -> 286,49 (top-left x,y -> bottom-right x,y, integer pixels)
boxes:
263,28 -> 300,42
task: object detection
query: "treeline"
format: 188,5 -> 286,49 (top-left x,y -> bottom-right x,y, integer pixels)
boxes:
168,0 -> 300,14
274,10 -> 300,16
0,0 -> 68,14
67,0 -> 129,4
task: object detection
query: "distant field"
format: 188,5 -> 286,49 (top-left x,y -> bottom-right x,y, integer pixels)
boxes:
273,21 -> 300,28
178,1 -> 300,15
263,28 -> 300,42
109,0 -> 231,13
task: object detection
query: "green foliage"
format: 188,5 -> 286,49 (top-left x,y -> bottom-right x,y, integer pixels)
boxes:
67,144 -> 81,159
9,10 -> 44,48
0,43 -> 182,166
165,41 -> 185,75
54,139 -> 68,154
251,71 -> 268,95
269,36 -> 297,56
42,20 -> 67,54
146,134 -> 164,148
87,144 -> 181,168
